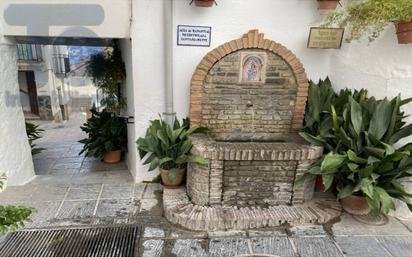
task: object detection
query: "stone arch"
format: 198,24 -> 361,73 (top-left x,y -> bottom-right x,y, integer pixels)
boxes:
189,29 -> 309,131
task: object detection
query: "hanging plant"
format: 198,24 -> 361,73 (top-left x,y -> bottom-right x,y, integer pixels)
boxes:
323,0 -> 412,43
193,0 -> 215,8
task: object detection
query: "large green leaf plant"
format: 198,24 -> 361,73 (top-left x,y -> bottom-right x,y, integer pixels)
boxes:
79,108 -> 127,158
25,122 -> 45,155
136,118 -> 208,182
299,78 -> 412,216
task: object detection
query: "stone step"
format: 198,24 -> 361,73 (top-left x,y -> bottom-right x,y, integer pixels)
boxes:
164,187 -> 341,231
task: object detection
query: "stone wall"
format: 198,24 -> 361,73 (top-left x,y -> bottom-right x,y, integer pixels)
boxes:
201,49 -> 297,141
223,160 -> 298,206
187,134 -> 323,207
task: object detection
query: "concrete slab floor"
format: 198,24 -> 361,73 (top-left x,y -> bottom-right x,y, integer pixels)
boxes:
1,113 -> 412,256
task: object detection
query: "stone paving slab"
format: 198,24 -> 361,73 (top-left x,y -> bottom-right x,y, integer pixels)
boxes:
333,213 -> 412,236
375,236 -> 412,257
166,239 -> 208,257
100,183 -> 134,199
30,185 -> 69,201
209,238 -> 251,257
293,237 -> 344,257
56,200 -> 97,219
95,199 -> 136,218
66,184 -> 102,200
250,237 -> 295,257
336,236 -> 392,257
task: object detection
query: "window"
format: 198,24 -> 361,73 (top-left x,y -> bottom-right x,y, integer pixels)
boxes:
16,44 -> 43,61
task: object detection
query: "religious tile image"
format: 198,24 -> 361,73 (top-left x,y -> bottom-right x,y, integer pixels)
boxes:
239,52 -> 267,83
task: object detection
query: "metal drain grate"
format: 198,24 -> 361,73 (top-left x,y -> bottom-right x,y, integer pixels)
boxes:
0,225 -> 139,257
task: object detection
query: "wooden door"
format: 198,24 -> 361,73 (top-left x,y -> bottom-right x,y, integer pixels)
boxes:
26,71 -> 39,115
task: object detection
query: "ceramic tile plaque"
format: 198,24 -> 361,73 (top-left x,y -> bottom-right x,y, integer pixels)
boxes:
177,25 -> 211,47
239,52 -> 267,83
307,27 -> 344,49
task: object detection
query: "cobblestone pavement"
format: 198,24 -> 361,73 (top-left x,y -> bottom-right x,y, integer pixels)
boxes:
0,113 -> 411,256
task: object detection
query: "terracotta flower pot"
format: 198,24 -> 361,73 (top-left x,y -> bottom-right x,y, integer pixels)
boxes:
396,21 -> 412,44
194,0 -> 215,7
317,0 -> 339,10
341,195 -> 371,216
160,168 -> 185,189
315,175 -> 336,192
103,150 -> 122,163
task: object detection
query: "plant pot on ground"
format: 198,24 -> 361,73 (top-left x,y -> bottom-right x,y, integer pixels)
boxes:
160,168 -> 185,189
296,78 -> 412,217
396,21 -> 412,44
194,0 -> 215,7
317,0 -> 339,10
137,118 -> 208,189
79,108 -> 127,164
341,195 -> 371,215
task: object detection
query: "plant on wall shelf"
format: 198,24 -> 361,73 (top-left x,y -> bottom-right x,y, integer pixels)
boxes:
192,0 -> 216,8
136,118 -> 208,188
298,78 -> 412,216
25,122 -> 45,155
79,108 -> 127,164
317,0 -> 340,10
0,174 -> 35,233
87,41 -> 126,113
323,0 -> 412,44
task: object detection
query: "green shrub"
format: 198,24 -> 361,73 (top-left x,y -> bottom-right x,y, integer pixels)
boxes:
25,122 -> 45,155
136,118 -> 208,182
299,78 -> 412,215
0,174 -> 35,233
79,108 -> 127,158
86,41 -> 126,113
323,0 -> 412,42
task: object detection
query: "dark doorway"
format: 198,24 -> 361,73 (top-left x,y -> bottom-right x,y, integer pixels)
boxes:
25,71 -> 39,115
18,70 -> 39,116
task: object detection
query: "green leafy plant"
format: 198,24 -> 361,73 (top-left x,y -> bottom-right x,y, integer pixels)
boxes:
87,41 -> 126,113
79,108 -> 127,158
25,122 -> 45,155
0,174 -> 35,233
323,0 -> 412,42
136,118 -> 208,182
298,79 -> 412,215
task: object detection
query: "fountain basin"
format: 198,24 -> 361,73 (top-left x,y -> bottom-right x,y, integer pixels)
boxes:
187,134 -> 323,207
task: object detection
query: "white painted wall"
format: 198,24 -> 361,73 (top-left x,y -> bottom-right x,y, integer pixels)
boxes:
119,38 -> 137,180
0,25 -> 35,185
0,0 -> 130,39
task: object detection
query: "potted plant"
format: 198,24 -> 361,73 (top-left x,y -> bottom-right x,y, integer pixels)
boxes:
323,0 -> 412,43
298,79 -> 412,216
0,173 -> 35,233
317,0 -> 340,10
25,121 -> 45,155
87,41 -> 126,113
194,0 -> 215,7
79,108 -> 127,163
136,118 -> 208,188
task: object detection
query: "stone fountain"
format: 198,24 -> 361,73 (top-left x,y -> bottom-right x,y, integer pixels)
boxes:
163,30 -> 341,231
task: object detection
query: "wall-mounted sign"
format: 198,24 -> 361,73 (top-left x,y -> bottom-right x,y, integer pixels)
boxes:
177,25 -> 211,47
307,27 -> 344,49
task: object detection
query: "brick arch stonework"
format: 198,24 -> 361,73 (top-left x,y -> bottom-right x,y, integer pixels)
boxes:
189,29 -> 309,131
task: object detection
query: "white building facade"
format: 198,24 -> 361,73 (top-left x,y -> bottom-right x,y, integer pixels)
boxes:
0,0 -> 412,217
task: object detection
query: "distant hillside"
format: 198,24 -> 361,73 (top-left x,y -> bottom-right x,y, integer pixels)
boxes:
68,46 -> 102,65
